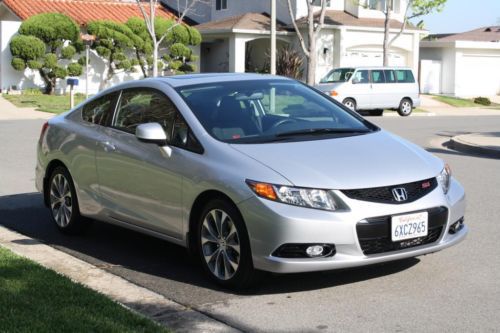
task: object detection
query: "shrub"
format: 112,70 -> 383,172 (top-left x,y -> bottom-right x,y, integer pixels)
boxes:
474,97 -> 491,106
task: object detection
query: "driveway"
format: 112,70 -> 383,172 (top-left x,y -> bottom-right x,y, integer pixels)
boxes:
1,106 -> 500,331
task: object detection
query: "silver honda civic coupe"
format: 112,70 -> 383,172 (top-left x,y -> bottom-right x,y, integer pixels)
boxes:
36,73 -> 467,289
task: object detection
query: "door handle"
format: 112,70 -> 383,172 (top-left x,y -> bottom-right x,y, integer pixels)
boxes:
100,141 -> 116,152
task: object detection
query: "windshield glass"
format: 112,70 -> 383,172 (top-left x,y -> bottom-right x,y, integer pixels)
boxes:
320,68 -> 355,83
176,80 -> 376,144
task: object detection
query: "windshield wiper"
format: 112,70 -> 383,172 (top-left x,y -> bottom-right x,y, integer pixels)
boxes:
276,128 -> 370,138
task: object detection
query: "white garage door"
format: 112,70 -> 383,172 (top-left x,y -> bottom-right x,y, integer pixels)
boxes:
344,51 -> 407,67
458,53 -> 500,97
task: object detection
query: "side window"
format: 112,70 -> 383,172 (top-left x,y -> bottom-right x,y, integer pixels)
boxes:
82,94 -> 116,125
384,70 -> 397,83
395,70 -> 416,83
171,112 -> 204,154
113,89 -> 176,135
370,70 -> 386,84
353,70 -> 370,84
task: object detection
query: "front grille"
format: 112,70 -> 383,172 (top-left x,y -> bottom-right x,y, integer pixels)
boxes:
356,206 -> 448,255
341,178 -> 438,204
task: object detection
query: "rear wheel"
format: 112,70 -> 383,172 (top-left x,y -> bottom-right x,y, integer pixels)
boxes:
342,98 -> 356,111
196,199 -> 259,289
398,98 -> 413,116
48,166 -> 88,234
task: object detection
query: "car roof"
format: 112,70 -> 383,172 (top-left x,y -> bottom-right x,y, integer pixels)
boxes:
333,66 -> 413,70
155,73 -> 292,88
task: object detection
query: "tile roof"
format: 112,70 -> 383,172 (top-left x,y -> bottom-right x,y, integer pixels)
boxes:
296,10 -> 420,30
424,26 -> 500,42
2,0 -> 175,25
196,12 -> 288,32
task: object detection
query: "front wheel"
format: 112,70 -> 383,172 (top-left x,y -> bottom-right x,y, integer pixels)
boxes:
196,199 -> 259,289
342,98 -> 356,111
398,98 -> 413,116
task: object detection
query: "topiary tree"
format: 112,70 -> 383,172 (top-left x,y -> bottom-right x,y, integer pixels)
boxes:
87,20 -> 143,86
10,13 -> 83,94
126,16 -> 201,77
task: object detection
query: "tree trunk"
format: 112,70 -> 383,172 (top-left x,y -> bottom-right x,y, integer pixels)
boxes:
152,42 -> 159,77
306,5 -> 315,85
101,54 -> 114,90
39,69 -> 54,95
382,4 -> 392,66
136,50 -> 148,78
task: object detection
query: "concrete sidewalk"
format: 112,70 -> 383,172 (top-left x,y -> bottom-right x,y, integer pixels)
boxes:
449,132 -> 500,158
0,96 -> 53,120
420,95 -> 500,116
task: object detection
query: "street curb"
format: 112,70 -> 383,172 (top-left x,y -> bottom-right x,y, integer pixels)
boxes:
0,225 -> 239,333
380,112 -> 436,117
449,135 -> 500,159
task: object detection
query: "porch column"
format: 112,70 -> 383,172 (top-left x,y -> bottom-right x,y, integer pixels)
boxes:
411,32 -> 420,75
229,36 -> 246,73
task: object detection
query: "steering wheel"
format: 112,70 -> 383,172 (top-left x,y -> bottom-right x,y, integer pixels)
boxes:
270,118 -> 298,130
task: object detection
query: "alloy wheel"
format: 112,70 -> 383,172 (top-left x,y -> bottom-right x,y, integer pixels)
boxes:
201,209 -> 241,280
401,101 -> 412,115
50,173 -> 73,227
344,100 -> 355,110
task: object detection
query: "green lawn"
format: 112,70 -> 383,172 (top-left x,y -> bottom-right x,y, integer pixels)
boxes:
3,94 -> 86,114
0,246 -> 168,333
432,95 -> 500,109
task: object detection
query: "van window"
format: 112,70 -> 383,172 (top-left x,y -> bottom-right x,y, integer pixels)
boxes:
395,70 -> 415,83
353,70 -> 370,84
371,70 -> 386,84
320,68 -> 355,83
384,70 -> 397,83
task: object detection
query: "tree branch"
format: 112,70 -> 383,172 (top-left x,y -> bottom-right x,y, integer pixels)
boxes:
286,0 -> 309,57
388,0 -> 413,47
314,0 -> 328,36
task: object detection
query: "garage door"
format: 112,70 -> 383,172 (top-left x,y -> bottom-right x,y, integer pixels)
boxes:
458,54 -> 500,96
344,51 -> 407,67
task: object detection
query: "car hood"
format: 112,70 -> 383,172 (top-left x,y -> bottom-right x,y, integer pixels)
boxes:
314,82 -> 345,93
230,130 -> 443,189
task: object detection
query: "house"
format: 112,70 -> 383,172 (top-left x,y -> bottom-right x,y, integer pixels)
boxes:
0,0 -> 182,94
420,26 -> 500,97
163,0 -> 425,83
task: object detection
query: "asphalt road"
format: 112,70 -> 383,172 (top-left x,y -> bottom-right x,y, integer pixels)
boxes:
1,115 -> 500,332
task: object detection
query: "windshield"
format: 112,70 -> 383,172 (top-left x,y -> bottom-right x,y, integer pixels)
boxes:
176,79 -> 376,144
320,68 -> 355,83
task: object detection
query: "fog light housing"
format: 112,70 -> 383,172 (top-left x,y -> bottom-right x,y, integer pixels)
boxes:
272,244 -> 336,258
449,217 -> 464,234
306,245 -> 324,257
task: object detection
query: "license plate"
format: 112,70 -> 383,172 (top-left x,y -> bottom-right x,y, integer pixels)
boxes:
391,211 -> 428,242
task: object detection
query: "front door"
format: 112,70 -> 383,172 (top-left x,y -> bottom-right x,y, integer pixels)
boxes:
349,69 -> 372,109
95,88 -> 184,238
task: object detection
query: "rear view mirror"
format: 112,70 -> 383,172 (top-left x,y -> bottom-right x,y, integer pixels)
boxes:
352,78 -> 360,84
136,123 -> 168,145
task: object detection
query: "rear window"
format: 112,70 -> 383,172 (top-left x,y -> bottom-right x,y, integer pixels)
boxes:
395,70 -> 415,83
384,70 -> 397,83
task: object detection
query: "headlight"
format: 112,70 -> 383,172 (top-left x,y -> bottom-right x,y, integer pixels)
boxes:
437,164 -> 452,194
246,180 -> 348,211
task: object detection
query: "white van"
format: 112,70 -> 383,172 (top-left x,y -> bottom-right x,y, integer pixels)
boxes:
315,67 -> 420,116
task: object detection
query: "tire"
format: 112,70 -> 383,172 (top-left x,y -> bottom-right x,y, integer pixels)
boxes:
342,98 -> 356,111
368,109 -> 384,116
398,98 -> 413,116
196,198 -> 259,289
48,166 -> 88,234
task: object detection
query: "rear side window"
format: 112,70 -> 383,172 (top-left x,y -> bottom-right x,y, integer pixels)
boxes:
370,70 -> 386,84
384,70 -> 397,83
82,94 -> 117,125
395,70 -> 415,83
113,89 -> 176,134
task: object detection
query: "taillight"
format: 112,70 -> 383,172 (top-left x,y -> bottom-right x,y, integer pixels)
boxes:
39,122 -> 49,144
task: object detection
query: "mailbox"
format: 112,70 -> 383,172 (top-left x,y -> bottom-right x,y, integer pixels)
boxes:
67,78 -> 79,86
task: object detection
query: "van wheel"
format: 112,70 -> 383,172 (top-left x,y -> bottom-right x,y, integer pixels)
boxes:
342,98 -> 356,111
48,166 -> 88,234
398,98 -> 413,116
368,109 -> 384,116
196,198 -> 260,289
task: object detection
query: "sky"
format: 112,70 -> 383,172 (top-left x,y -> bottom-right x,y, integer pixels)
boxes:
414,0 -> 500,34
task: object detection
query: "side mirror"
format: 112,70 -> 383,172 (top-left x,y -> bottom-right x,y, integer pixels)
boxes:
352,77 -> 360,84
136,123 -> 168,145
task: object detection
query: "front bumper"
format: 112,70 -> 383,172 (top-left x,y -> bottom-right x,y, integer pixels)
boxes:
238,178 -> 466,273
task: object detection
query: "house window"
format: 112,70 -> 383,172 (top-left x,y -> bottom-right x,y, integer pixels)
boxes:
368,0 -> 399,12
216,0 -> 227,10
